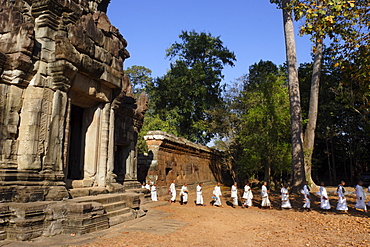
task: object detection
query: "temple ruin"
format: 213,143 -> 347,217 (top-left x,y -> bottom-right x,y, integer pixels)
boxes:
140,131 -> 225,195
0,0 -> 149,240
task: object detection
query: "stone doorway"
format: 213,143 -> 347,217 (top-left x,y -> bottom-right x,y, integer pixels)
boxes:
66,101 -> 103,188
67,104 -> 85,180
114,144 -> 131,184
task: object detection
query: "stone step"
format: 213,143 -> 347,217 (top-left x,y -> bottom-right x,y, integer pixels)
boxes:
106,207 -> 132,218
69,193 -> 126,205
103,201 -> 127,213
108,212 -> 135,226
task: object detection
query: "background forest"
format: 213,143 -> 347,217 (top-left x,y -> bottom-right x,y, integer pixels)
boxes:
125,1 -> 370,187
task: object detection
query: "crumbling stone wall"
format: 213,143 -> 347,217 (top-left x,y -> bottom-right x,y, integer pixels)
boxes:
0,0 -> 147,203
143,131 -> 224,194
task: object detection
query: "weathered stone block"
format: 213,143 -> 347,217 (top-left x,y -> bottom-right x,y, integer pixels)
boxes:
55,36 -> 81,67
94,45 -> 112,65
7,52 -> 33,72
84,14 -> 104,47
44,186 -> 69,201
69,25 -> 95,58
100,65 -> 122,89
79,54 -> 104,78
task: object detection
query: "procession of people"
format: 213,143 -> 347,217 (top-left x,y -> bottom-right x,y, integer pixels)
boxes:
141,179 -> 369,213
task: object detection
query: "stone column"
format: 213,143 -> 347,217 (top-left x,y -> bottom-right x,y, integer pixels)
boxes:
106,107 -> 116,183
82,105 -> 102,187
97,103 -> 110,187
43,89 -> 67,176
17,86 -> 44,171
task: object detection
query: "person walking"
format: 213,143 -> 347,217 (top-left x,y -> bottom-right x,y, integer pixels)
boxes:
213,182 -> 223,207
196,182 -> 205,206
318,182 -> 331,210
355,181 -> 367,212
336,181 -> 348,212
231,182 -> 238,208
242,182 -> 253,208
180,183 -> 188,205
151,183 -> 158,202
261,182 -> 271,209
281,184 -> 292,209
169,180 -> 176,203
301,181 -> 311,211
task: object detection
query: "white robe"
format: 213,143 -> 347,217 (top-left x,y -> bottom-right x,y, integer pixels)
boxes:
169,183 -> 176,202
145,184 -> 150,190
151,185 -> 158,201
336,185 -> 348,211
261,185 -> 271,207
302,185 -> 310,208
281,187 -> 292,208
196,185 -> 203,205
231,185 -> 238,206
242,185 -> 253,207
213,185 -> 222,206
318,186 -> 331,210
355,184 -> 367,210
180,185 -> 188,203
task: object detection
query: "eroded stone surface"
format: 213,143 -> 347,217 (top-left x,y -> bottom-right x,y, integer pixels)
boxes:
0,0 -> 147,201
142,131 -> 224,195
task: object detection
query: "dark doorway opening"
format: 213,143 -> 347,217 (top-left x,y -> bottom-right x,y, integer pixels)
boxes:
67,105 -> 84,180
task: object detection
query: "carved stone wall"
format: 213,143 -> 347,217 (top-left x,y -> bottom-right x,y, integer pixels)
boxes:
143,131 -> 223,194
0,0 -> 147,203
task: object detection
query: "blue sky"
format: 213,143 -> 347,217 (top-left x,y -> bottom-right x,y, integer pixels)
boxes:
107,0 -> 313,85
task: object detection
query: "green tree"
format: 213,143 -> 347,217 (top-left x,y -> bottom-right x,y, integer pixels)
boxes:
233,61 -> 292,186
125,65 -> 152,94
271,0 -> 306,192
124,65 -> 176,152
147,31 -> 236,144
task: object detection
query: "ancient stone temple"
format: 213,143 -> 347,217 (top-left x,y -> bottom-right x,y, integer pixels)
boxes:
0,0 -> 147,202
0,0 -> 148,240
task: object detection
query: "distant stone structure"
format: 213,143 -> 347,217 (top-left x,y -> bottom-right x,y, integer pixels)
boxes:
0,0 -> 149,240
0,0 -> 147,203
142,131 -> 224,195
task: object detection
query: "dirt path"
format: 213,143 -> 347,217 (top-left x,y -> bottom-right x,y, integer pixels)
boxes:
2,185 -> 369,247
76,185 -> 370,247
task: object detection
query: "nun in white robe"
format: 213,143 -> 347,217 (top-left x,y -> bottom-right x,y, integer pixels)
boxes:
301,182 -> 311,209
151,184 -> 158,201
213,183 -> 222,206
231,182 -> 238,208
180,184 -> 188,205
196,183 -> 204,205
242,183 -> 253,207
317,182 -> 331,210
261,182 -> 271,208
355,182 -> 367,211
169,181 -> 176,202
281,186 -> 292,209
336,182 -> 348,211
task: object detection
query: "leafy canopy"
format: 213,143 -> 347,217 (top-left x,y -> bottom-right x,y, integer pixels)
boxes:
147,30 -> 236,144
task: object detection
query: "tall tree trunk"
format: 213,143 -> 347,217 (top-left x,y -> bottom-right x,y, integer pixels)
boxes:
330,135 -> 337,184
282,0 -> 306,192
303,39 -> 323,188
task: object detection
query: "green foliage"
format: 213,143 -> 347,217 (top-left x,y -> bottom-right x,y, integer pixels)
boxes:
299,48 -> 370,183
147,30 -> 236,144
230,61 -> 292,181
125,65 -> 152,94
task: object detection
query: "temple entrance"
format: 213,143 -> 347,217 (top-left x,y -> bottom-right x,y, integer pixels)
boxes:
114,145 -> 130,184
67,104 -> 85,180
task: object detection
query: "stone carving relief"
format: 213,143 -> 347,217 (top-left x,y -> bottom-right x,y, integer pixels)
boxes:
0,0 -> 145,202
